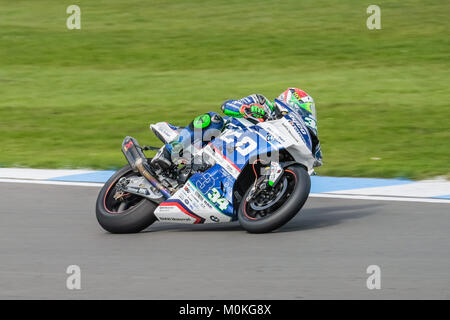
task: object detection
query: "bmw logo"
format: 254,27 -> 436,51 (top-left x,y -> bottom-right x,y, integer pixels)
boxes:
210,216 -> 220,222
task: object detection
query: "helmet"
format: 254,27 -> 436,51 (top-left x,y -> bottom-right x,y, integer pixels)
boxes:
275,88 -> 316,119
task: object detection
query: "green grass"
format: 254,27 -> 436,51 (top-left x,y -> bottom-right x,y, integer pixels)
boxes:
0,0 -> 449,179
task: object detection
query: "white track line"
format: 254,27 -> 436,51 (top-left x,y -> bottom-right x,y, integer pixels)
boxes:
330,180 -> 450,198
0,178 -> 104,188
0,178 -> 449,203
0,168 -> 96,180
310,193 -> 450,204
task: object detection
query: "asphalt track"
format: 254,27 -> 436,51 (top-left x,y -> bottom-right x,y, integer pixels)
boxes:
0,181 -> 449,299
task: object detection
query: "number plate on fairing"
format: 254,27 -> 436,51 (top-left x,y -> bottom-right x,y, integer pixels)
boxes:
154,174 -> 234,224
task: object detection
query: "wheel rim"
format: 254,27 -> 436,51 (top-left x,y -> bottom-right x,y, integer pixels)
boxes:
103,171 -> 145,215
243,169 -> 297,220
249,177 -> 288,211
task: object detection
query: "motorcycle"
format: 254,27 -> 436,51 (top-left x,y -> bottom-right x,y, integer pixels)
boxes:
96,104 -> 317,233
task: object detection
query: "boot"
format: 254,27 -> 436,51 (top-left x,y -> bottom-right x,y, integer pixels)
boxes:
150,145 -> 172,170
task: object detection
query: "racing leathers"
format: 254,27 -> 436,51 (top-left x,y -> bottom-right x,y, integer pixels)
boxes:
150,92 -> 322,170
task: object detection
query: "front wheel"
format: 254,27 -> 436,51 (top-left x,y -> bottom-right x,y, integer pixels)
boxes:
96,164 -> 157,233
238,164 -> 311,233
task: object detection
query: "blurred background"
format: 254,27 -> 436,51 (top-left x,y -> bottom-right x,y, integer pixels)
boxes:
0,0 -> 448,179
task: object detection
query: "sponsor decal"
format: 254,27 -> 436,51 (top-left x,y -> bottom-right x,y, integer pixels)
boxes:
259,121 -> 287,144
158,206 -> 173,212
210,216 -> 220,222
157,201 -> 205,224
195,172 -> 216,194
203,145 -> 240,179
159,217 -> 192,222
123,140 -> 133,151
282,122 -> 302,142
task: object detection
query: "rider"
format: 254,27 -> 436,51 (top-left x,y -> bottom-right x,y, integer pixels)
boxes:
150,88 -> 322,170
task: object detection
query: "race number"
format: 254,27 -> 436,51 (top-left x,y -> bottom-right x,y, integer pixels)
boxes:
221,131 -> 257,156
207,188 -> 229,211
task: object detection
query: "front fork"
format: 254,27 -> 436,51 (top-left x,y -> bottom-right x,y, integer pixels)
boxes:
246,161 -> 284,201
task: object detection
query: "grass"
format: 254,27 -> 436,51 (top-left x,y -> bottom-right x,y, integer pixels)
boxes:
0,0 -> 449,179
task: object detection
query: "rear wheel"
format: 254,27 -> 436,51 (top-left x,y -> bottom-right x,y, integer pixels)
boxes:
238,164 -> 310,233
96,165 -> 157,233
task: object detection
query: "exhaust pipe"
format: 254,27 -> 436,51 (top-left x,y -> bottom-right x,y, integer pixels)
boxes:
121,136 -> 172,199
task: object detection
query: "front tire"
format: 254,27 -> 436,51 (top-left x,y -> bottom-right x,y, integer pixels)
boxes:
238,164 -> 311,233
96,165 -> 157,233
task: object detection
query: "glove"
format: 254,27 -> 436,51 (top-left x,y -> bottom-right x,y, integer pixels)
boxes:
240,104 -> 266,119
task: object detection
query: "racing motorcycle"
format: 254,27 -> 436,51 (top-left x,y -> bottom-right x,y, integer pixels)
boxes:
96,104 -> 317,233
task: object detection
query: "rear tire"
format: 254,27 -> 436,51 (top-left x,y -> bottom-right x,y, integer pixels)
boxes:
238,164 -> 310,233
96,165 -> 157,234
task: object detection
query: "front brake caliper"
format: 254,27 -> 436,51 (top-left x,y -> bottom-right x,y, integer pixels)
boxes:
246,161 -> 284,201
267,162 -> 284,187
